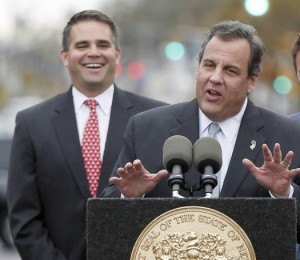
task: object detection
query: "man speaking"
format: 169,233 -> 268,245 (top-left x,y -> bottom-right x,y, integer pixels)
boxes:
101,20 -> 300,241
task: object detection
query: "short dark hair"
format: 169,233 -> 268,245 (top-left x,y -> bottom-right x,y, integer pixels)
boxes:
292,33 -> 300,72
62,10 -> 120,51
198,20 -> 265,78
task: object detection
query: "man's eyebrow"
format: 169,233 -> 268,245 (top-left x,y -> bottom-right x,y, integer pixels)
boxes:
202,58 -> 214,62
224,64 -> 240,70
75,40 -> 88,45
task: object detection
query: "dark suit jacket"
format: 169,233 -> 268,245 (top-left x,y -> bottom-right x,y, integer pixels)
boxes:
102,98 -> 300,241
7,86 -> 167,260
290,112 -> 300,121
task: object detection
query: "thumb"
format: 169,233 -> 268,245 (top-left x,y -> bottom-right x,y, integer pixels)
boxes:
242,158 -> 256,172
153,169 -> 169,182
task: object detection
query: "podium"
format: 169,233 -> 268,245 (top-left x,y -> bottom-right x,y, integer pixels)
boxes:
87,198 -> 296,259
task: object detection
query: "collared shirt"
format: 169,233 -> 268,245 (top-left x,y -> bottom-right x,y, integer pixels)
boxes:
72,85 -> 114,160
199,98 -> 248,190
198,98 -> 293,198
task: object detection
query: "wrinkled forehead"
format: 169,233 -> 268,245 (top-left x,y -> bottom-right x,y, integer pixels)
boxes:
203,37 -> 250,65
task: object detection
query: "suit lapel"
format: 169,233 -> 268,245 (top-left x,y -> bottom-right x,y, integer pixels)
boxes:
170,99 -> 200,144
169,99 -> 201,190
221,101 -> 266,197
98,87 -> 133,193
52,88 -> 91,198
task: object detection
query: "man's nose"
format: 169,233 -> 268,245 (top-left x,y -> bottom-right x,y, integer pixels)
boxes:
209,69 -> 223,84
87,45 -> 101,56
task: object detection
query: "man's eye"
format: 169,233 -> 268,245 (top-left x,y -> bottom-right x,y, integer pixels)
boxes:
97,41 -> 111,48
227,69 -> 238,75
99,44 -> 110,48
76,44 -> 87,49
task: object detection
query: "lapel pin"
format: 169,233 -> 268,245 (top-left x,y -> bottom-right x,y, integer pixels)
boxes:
250,140 -> 256,150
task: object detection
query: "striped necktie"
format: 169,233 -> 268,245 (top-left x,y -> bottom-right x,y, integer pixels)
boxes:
208,123 -> 220,139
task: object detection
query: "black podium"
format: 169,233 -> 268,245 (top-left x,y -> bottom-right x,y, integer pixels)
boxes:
87,198 -> 296,260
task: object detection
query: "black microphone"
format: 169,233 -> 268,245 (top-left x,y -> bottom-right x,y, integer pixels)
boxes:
193,137 -> 222,198
163,135 -> 193,198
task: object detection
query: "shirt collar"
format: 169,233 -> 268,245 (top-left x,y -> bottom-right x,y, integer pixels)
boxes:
199,98 -> 248,141
72,85 -> 114,115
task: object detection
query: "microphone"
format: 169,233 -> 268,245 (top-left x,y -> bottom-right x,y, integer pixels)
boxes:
163,135 -> 193,198
193,137 -> 222,198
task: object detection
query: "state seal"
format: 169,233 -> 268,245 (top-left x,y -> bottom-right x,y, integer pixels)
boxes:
131,206 -> 255,260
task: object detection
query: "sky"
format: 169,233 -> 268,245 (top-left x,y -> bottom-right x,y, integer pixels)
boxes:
0,0 -> 109,42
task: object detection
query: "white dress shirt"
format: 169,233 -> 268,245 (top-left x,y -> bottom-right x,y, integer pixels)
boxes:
199,99 -> 247,191
198,98 -> 293,198
72,85 -> 114,160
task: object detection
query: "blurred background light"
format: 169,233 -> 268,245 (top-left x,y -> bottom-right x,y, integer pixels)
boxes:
273,76 -> 292,94
1,0 -> 300,122
164,41 -> 185,61
244,0 -> 269,16
126,61 -> 146,80
116,63 -> 122,77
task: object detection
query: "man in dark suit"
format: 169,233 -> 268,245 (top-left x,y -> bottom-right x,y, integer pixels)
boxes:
6,10 -> 166,260
288,32 -> 300,260
290,33 -> 300,120
102,20 -> 300,240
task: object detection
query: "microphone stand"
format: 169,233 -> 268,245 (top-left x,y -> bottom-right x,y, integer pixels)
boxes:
172,189 -> 185,198
201,165 -> 218,198
168,165 -> 185,198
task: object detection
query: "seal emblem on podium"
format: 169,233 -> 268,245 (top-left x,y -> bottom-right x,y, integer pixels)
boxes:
131,206 -> 256,260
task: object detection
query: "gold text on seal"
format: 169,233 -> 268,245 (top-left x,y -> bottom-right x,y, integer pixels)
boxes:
131,206 -> 256,260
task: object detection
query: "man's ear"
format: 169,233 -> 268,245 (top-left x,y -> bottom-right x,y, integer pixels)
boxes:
247,75 -> 258,94
60,50 -> 68,67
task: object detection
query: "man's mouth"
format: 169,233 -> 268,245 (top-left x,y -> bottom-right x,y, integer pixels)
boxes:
207,89 -> 221,96
84,63 -> 104,68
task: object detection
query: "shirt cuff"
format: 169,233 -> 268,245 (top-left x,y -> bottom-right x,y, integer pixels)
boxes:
121,193 -> 145,198
269,185 -> 294,198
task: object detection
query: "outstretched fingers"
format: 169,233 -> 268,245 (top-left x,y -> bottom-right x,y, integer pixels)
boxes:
262,143 -> 283,164
262,143 -> 294,170
281,151 -> 294,169
271,143 -> 282,164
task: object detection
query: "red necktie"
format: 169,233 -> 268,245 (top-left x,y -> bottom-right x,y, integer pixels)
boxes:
82,99 -> 101,197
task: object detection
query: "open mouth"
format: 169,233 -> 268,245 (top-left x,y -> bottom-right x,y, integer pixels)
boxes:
207,89 -> 221,97
84,63 -> 104,69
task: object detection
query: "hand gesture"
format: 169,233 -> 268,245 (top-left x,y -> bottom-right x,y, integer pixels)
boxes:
109,159 -> 169,198
242,143 -> 300,197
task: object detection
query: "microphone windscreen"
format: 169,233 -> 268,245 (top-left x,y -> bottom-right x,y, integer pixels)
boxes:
163,135 -> 193,172
193,137 -> 222,173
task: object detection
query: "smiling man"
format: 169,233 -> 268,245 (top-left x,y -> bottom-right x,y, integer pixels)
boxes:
7,10 -> 166,260
102,20 -> 300,243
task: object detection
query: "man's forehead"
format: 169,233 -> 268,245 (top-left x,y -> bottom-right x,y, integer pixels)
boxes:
203,38 -> 250,61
